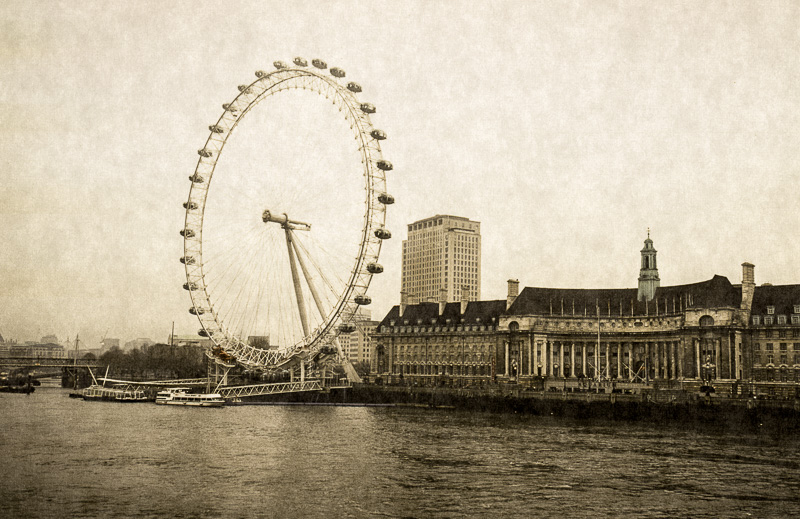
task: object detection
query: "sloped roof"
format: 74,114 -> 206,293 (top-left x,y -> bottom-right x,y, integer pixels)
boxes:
377,300 -> 506,331
751,284 -> 800,315
506,275 -> 741,317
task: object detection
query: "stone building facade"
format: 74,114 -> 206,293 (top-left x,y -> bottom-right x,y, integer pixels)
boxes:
372,236 -> 800,390
371,289 -> 505,384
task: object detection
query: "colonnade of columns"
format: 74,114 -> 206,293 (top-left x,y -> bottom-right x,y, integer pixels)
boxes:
693,336 -> 740,381
504,338 -> 694,381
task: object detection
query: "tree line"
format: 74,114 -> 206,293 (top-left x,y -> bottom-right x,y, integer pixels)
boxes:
98,343 -> 206,380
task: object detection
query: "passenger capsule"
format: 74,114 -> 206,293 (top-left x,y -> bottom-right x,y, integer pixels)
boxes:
273,60 -> 289,70
293,57 -> 308,67
198,329 -> 211,337
189,174 -> 204,183
237,85 -> 252,94
339,323 -> 357,333
360,103 -> 376,114
255,70 -> 268,78
312,59 -> 327,69
354,295 -> 372,306
347,82 -> 362,93
378,193 -> 395,205
374,227 -> 391,240
370,129 -> 387,140
180,256 -> 195,265
376,159 -> 393,171
366,262 -> 384,274
209,125 -> 225,134
183,282 -> 198,291
330,67 -> 345,78
180,229 -> 196,238
198,149 -> 213,158
189,307 -> 205,315
183,201 -> 198,210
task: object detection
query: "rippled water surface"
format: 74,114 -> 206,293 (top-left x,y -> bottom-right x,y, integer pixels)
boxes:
2,388 -> 800,518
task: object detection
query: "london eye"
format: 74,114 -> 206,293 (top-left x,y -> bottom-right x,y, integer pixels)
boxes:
181,57 -> 393,380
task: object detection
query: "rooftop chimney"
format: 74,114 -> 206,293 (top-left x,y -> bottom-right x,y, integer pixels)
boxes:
438,288 -> 448,316
740,262 -> 755,318
460,285 -> 470,315
507,279 -> 519,310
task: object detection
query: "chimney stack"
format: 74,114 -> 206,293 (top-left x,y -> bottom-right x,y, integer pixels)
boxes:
507,279 -> 519,310
740,262 -> 756,317
438,288 -> 448,316
400,291 -> 408,316
460,285 -> 470,315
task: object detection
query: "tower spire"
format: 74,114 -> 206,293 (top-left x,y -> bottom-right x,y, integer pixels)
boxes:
638,231 -> 660,302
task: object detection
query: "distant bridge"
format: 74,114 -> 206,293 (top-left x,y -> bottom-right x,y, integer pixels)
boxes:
0,357 -> 101,369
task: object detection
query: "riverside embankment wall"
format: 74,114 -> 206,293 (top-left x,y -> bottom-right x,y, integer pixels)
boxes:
340,384 -> 800,431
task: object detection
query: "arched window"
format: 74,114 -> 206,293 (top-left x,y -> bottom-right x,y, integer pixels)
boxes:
699,315 -> 714,327
509,321 -> 520,332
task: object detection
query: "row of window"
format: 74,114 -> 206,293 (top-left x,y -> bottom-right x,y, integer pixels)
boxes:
384,324 -> 495,333
754,355 -> 799,365
752,315 -> 800,325
753,343 -> 800,351
765,305 -> 800,315
760,329 -> 800,338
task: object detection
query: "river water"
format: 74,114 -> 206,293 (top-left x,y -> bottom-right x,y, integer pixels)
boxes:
1,387 -> 799,518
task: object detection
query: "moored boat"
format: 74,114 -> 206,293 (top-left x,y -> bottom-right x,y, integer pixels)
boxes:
82,384 -> 148,402
155,387 -> 225,407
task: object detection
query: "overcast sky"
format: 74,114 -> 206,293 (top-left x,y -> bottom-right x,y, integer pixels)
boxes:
1,1 -> 798,347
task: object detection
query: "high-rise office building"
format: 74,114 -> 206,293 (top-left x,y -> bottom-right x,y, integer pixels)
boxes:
401,215 -> 481,303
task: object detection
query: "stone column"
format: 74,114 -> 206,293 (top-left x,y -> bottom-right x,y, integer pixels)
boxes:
616,343 -> 622,379
677,338 -> 684,380
628,343 -> 635,380
645,342 -> 650,380
527,336 -> 532,377
654,342 -> 661,379
504,341 -> 509,376
558,342 -> 565,378
734,332 -> 741,380
542,340 -> 548,376
663,343 -> 669,380
605,342 -> 611,379
715,338 -> 722,380
547,341 -> 553,377
570,342 -> 576,378
582,342 -> 587,378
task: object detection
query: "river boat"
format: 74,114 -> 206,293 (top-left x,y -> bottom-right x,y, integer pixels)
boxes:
155,388 -> 225,407
82,384 -> 148,402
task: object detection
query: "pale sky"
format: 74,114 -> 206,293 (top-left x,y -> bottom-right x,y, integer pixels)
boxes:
1,1 -> 798,348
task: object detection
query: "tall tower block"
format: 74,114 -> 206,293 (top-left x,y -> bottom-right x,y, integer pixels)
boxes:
401,215 -> 481,303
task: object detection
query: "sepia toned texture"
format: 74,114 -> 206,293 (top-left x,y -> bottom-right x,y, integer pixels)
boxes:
1,1 -> 798,349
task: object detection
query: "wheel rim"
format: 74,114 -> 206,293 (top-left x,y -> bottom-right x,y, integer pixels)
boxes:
181,60 -> 391,368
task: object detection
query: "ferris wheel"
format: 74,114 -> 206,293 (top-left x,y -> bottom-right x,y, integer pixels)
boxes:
180,57 -> 393,374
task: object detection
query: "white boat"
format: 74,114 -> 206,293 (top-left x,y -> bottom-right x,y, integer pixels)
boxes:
155,387 -> 225,407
